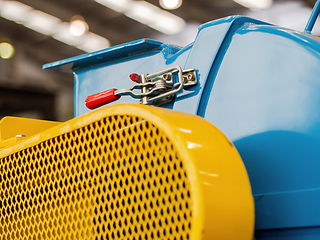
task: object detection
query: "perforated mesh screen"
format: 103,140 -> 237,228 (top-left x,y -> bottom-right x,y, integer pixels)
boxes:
0,115 -> 193,240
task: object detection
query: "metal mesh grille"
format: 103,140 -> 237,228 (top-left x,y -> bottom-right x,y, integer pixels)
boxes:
0,115 -> 193,240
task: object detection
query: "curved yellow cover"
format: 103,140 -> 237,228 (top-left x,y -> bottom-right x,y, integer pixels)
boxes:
0,104 -> 254,240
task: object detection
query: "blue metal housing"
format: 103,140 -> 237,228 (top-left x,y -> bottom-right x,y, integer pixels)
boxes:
44,14 -> 320,239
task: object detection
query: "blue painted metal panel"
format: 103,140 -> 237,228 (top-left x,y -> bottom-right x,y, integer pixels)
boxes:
44,14 -> 320,239
256,226 -> 320,240
254,188 -> 320,229
174,16 -> 269,114
202,23 -> 320,233
43,39 -> 165,72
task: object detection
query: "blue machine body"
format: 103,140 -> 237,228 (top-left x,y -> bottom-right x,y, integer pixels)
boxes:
44,14 -> 320,239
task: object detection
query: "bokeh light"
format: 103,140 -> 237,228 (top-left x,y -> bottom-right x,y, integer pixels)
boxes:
160,0 -> 182,10
70,19 -> 88,37
0,42 -> 15,59
234,0 -> 273,11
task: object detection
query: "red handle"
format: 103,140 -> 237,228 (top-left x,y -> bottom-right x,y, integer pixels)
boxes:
85,88 -> 120,110
130,73 -> 140,83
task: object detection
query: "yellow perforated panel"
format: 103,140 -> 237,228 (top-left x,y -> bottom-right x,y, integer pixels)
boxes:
0,115 -> 193,240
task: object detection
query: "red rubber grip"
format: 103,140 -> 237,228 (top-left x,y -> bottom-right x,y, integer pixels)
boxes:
85,88 -> 120,110
130,73 -> 140,83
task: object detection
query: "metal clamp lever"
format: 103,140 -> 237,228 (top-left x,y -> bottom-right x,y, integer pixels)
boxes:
114,80 -> 172,99
85,65 -> 197,109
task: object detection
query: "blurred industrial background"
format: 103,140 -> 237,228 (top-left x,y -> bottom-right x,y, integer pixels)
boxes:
0,0 -> 319,121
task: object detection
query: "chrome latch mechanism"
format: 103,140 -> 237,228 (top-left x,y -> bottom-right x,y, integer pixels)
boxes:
85,65 -> 198,110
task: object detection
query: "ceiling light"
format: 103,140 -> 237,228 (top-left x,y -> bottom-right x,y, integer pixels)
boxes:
70,19 -> 89,37
125,1 -> 159,25
0,0 -> 31,22
125,1 -> 186,35
0,1 -> 110,52
53,23 -> 110,52
78,32 -> 110,52
159,0 -> 182,10
53,23 -> 81,46
234,0 -> 273,10
24,10 -> 61,35
95,0 -> 186,35
150,11 -> 186,34
95,0 -> 132,12
0,42 -> 15,59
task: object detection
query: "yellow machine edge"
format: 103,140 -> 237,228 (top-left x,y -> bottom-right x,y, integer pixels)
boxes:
0,116 -> 60,149
0,103 -> 254,240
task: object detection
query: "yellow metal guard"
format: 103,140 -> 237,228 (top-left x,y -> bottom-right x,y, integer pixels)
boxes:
0,117 -> 60,149
0,104 -> 254,240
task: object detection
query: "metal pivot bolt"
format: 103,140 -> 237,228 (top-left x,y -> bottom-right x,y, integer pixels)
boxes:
140,74 -> 148,104
162,73 -> 172,81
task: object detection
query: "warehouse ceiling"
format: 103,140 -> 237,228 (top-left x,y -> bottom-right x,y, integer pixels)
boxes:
0,0 -> 317,65
0,0 -> 318,121
0,0 -> 240,64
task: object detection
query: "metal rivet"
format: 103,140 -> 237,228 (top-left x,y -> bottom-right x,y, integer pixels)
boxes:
15,135 -> 26,138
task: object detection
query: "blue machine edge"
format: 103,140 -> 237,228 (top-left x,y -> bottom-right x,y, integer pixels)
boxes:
42,38 -> 180,72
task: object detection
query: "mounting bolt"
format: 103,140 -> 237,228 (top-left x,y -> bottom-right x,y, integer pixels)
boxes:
162,73 -> 171,81
15,135 -> 26,138
15,135 -> 26,142
187,73 -> 194,81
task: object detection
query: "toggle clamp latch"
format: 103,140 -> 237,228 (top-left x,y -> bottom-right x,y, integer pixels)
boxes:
85,65 -> 198,110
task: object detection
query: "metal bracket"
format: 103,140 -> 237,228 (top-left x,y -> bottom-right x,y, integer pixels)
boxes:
115,65 -> 198,105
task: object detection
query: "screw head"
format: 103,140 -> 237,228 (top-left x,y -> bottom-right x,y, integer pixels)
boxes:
15,135 -> 26,138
